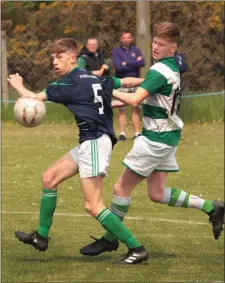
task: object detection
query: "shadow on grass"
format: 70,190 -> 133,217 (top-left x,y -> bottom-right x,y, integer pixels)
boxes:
150,251 -> 177,259
14,254 -> 113,263
54,254 -> 113,262
13,251 -> 177,264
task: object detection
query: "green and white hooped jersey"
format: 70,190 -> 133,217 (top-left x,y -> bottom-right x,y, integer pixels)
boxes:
140,57 -> 184,146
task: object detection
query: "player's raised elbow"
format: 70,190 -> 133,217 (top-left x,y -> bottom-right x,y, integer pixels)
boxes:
130,97 -> 139,107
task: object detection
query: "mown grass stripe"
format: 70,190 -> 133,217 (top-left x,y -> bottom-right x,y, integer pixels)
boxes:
1,211 -> 209,226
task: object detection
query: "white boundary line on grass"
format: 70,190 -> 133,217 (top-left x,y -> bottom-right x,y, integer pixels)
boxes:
1,210 -> 208,226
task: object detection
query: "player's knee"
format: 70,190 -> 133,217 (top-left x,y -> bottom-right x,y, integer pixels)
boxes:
84,201 -> 104,217
147,189 -> 163,203
42,171 -> 55,189
113,181 -> 123,196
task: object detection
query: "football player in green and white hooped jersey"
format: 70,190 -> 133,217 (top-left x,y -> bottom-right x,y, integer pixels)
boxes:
80,22 -> 224,257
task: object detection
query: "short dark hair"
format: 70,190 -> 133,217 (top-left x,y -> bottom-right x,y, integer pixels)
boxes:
153,22 -> 181,44
120,31 -> 132,38
48,38 -> 77,54
87,37 -> 98,43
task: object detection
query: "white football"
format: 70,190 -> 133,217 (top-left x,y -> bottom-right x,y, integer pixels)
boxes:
14,96 -> 46,127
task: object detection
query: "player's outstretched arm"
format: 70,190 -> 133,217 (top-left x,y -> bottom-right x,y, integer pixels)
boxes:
92,65 -> 108,77
120,77 -> 144,88
113,87 -> 149,107
111,100 -> 127,109
7,73 -> 47,101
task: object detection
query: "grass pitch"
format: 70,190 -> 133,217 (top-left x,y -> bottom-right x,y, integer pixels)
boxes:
1,122 -> 224,282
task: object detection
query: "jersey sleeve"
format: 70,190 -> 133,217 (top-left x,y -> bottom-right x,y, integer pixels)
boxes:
100,76 -> 117,102
43,85 -> 62,103
140,69 -> 167,95
111,77 -> 121,89
101,76 -> 121,92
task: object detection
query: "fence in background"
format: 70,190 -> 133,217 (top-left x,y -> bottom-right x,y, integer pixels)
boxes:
1,91 -> 224,125
1,2 -> 224,115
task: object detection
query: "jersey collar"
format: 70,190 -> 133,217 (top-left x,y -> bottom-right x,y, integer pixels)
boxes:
67,65 -> 80,75
157,56 -> 175,63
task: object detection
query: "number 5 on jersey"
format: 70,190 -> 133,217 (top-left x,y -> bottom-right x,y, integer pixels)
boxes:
92,84 -> 104,115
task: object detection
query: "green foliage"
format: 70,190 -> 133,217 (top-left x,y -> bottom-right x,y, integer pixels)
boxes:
151,1 -> 224,92
1,1 -> 40,27
2,1 -> 224,92
97,2 -> 136,56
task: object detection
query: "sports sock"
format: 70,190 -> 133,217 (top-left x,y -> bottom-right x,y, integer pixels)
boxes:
37,188 -> 57,238
162,187 -> 214,213
120,132 -> 125,136
103,195 -> 131,242
96,208 -> 140,249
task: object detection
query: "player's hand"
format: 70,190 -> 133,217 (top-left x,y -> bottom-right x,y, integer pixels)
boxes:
7,73 -> 23,89
121,61 -> 126,66
137,56 -> 142,61
101,64 -> 108,70
111,100 -> 126,109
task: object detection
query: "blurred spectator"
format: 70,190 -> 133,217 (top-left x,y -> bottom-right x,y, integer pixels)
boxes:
174,51 -> 188,75
174,50 -> 188,114
77,37 -> 110,76
112,31 -> 145,141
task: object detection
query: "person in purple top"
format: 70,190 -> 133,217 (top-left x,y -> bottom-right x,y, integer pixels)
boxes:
112,31 -> 145,141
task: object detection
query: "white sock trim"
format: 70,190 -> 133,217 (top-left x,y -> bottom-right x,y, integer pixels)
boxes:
112,195 -> 131,206
175,190 -> 186,206
161,188 -> 172,204
188,195 -> 204,209
111,206 -> 126,218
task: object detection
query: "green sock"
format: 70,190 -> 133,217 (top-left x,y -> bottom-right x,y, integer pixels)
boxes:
96,208 -> 141,249
162,187 -> 214,214
37,188 -> 57,238
104,195 -> 130,242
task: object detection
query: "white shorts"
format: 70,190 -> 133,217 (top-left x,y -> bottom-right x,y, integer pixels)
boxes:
70,134 -> 112,178
123,135 -> 179,178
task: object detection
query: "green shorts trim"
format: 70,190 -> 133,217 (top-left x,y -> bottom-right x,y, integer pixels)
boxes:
122,161 -> 147,178
154,169 -> 179,172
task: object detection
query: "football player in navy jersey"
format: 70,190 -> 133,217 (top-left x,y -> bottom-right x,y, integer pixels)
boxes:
7,38 -> 149,264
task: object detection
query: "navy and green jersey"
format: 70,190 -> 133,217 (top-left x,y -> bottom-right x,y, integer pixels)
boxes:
43,67 -> 121,146
140,57 -> 184,146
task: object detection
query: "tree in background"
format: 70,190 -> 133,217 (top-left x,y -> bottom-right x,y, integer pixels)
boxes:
2,1 -> 224,92
150,1 -> 224,92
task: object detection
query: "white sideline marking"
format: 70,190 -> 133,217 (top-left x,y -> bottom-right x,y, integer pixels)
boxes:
1,211 -> 208,226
